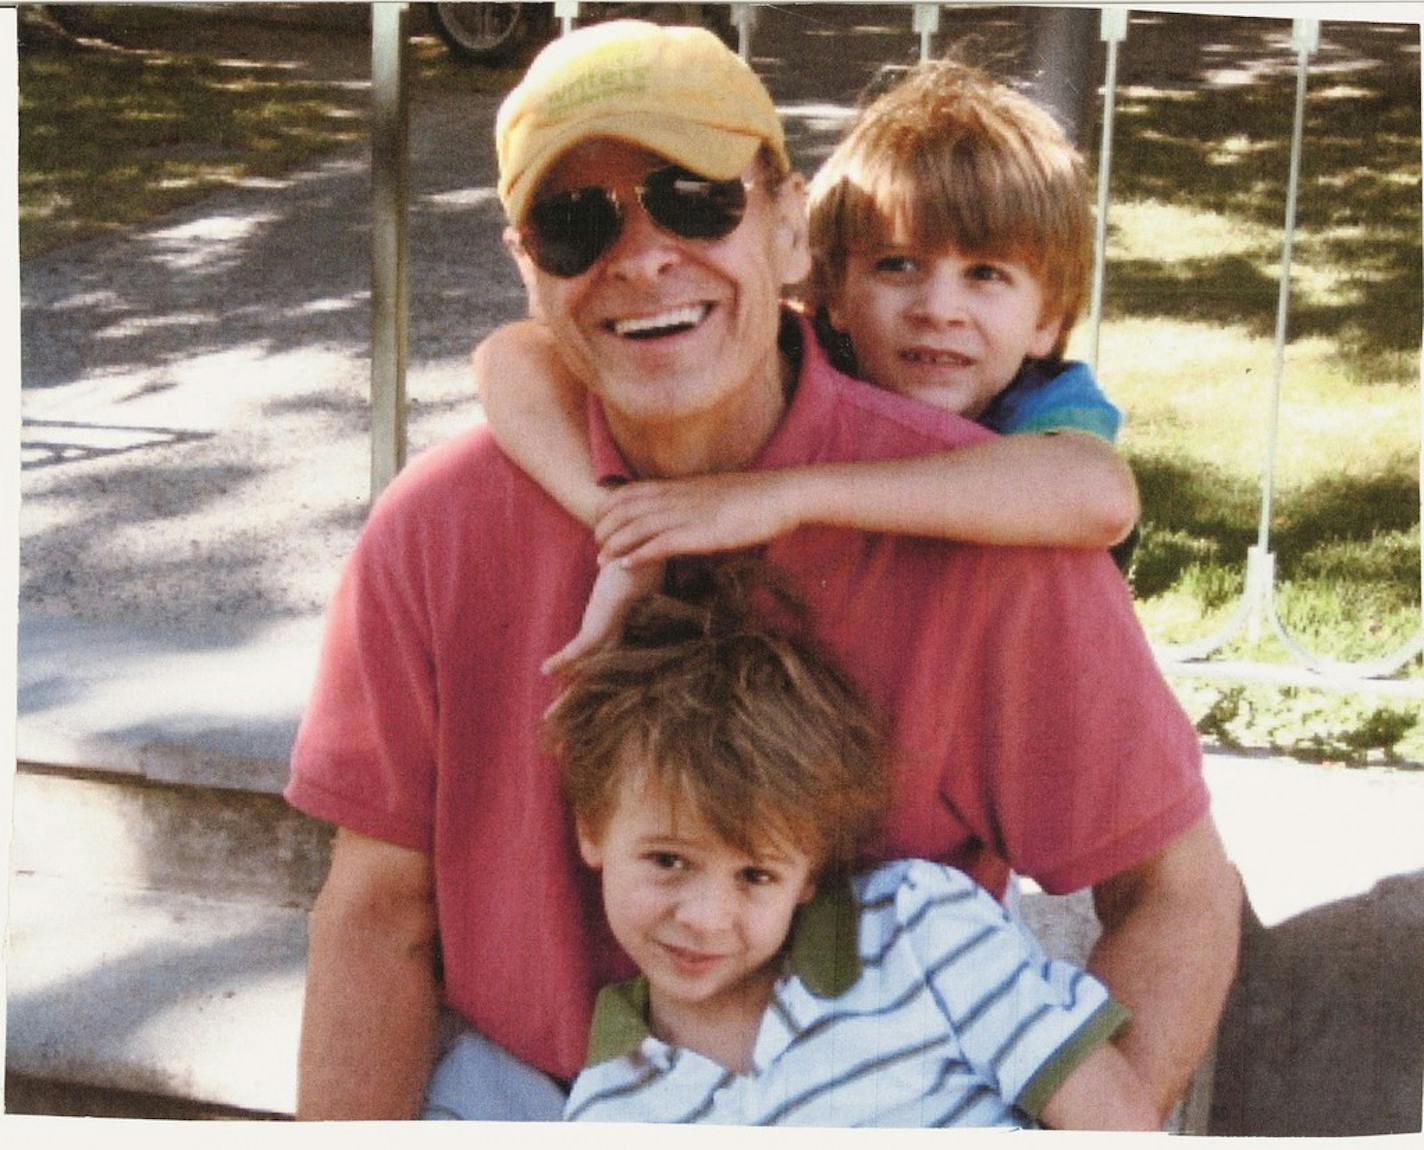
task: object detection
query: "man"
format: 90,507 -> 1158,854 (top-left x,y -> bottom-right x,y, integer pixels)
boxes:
286,20 -> 1241,1122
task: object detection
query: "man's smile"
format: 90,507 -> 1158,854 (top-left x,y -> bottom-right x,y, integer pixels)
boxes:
607,302 -> 715,340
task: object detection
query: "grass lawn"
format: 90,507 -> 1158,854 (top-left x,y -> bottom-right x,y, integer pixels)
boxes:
16,5 -> 519,258
1073,15 -> 1422,764
18,8 -> 1423,764
19,32 -> 364,256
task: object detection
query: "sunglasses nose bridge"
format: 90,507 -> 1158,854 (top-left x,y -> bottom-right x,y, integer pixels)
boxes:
600,188 -> 684,275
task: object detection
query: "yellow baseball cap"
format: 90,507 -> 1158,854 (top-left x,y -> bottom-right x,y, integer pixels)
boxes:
496,20 -> 788,226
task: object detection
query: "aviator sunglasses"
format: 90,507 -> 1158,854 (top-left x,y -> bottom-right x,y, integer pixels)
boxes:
520,165 -> 753,278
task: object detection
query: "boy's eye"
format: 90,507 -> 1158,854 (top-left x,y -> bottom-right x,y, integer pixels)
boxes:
872,254 -> 920,275
740,867 -> 777,886
647,852 -> 685,871
967,262 -> 1009,282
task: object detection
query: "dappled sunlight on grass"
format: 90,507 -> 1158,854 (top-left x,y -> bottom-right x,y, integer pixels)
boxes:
1106,200 -> 1275,263
1087,316 -> 1279,475
17,6 -> 1421,763
19,47 -> 367,257
1093,16 -> 1421,751
1104,24 -> 1421,348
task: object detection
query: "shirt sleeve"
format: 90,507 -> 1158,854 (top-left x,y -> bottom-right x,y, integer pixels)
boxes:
982,361 -> 1122,442
931,543 -> 1208,896
897,862 -> 1130,1121
283,479 -> 440,852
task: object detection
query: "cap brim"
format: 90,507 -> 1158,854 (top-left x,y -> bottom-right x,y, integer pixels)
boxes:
505,113 -> 764,226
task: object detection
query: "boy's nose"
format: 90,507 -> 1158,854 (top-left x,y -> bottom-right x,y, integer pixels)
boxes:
910,271 -> 967,326
673,877 -> 736,934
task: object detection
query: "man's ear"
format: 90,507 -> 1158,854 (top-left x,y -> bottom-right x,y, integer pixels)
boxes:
772,171 -> 813,289
574,814 -> 604,869
504,225 -> 545,322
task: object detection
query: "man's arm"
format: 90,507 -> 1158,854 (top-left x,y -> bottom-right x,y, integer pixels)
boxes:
1087,814 -> 1243,1122
1038,1040 -> 1159,1130
297,828 -> 441,1120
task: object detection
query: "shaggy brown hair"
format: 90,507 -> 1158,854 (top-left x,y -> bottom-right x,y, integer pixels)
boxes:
544,562 -> 889,877
807,58 -> 1092,362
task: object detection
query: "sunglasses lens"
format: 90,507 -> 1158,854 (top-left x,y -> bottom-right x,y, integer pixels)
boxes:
524,188 -> 622,277
641,167 -> 748,240
522,168 -> 749,278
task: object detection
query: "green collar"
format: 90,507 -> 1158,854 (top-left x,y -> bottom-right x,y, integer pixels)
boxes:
584,876 -> 863,1066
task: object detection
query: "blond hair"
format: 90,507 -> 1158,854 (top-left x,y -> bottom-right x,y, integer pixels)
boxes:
544,562 -> 889,876
807,59 -> 1092,360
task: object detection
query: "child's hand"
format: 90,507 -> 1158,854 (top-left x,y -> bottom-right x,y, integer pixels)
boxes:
594,472 -> 802,567
542,558 -> 665,677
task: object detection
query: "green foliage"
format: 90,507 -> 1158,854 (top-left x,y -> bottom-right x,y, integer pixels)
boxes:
18,25 -> 368,256
1180,681 -> 1422,767
1085,16 -> 1422,765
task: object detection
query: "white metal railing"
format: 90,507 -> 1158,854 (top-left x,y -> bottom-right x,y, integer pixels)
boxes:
370,2 -> 409,497
1081,10 -> 1423,698
368,4 -> 1424,699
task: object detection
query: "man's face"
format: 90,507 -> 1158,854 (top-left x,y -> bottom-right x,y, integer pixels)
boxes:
507,139 -> 810,473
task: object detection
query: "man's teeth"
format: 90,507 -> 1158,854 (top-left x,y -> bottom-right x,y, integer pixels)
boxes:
611,304 -> 709,339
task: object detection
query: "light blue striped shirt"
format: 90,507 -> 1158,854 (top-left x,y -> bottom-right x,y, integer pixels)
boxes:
566,859 -> 1129,1127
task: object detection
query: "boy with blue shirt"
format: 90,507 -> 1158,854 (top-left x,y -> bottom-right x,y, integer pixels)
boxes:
476,56 -> 1139,671
544,566 -> 1158,1130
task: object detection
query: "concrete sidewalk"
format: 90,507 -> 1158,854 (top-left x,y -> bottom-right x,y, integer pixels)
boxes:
1202,758 -> 1424,1136
14,598 -> 1424,1131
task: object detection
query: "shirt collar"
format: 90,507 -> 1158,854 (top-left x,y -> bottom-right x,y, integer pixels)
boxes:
788,872 -> 862,998
583,976 -> 654,1068
582,875 -> 863,1066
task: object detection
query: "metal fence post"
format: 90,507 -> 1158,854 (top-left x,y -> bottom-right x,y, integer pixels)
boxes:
1249,16 -> 1320,636
1087,7 -> 1128,372
555,0 -> 579,36
912,3 -> 940,63
370,2 -> 409,501
730,3 -> 758,62
1153,15 -> 1423,693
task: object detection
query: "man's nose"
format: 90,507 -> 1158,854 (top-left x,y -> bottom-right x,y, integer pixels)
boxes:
601,196 -> 680,281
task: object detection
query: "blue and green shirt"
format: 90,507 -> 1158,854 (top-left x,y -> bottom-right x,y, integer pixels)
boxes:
980,359 -> 1121,442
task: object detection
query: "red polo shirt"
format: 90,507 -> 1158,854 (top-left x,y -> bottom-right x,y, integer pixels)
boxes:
286,312 -> 1206,1081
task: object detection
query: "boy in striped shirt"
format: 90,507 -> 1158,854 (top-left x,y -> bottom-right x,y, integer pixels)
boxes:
543,564 -> 1158,1129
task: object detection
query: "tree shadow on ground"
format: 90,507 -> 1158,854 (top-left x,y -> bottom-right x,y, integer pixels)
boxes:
1099,19 -> 1420,371
1130,454 -> 1420,604
15,3 -> 1421,712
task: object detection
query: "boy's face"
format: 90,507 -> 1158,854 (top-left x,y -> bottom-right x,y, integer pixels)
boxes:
827,236 -> 1063,419
577,756 -> 817,1031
